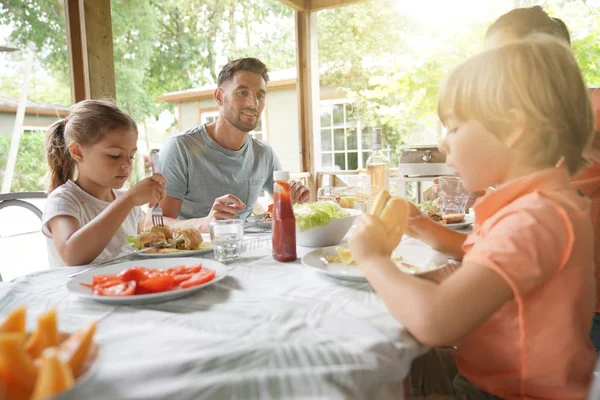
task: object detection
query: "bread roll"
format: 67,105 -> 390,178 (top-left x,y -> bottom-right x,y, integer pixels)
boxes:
370,190 -> 409,250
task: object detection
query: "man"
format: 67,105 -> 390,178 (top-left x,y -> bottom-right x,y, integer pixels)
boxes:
158,57 -> 310,232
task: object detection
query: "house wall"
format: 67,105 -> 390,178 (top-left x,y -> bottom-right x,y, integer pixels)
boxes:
179,102 -> 199,132
0,113 -> 63,135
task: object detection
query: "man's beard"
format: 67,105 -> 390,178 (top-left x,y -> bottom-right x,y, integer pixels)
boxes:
224,107 -> 259,133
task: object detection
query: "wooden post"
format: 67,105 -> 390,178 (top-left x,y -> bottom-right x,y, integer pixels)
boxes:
65,0 -> 116,102
295,10 -> 319,200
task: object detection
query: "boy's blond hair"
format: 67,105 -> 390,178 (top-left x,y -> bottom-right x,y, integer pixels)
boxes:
438,34 -> 593,175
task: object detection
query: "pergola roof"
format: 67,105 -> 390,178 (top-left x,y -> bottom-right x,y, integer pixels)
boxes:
278,0 -> 369,11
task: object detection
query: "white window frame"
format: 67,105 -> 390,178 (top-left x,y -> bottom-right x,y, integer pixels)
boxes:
318,99 -> 390,171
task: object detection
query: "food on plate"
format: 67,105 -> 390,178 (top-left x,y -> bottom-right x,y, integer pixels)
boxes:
370,190 -> 409,248
143,243 -> 212,255
264,204 -> 273,221
0,307 -> 97,400
292,201 -> 350,232
127,226 -> 206,253
323,247 -> 437,275
417,200 -> 465,224
442,213 -> 465,223
81,264 -> 216,296
325,246 -> 402,265
172,228 -> 202,249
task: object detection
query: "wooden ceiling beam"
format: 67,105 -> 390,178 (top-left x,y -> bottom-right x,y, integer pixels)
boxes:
278,0 -> 307,11
65,0 -> 116,102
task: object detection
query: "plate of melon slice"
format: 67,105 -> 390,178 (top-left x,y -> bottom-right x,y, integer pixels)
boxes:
0,306 -> 98,400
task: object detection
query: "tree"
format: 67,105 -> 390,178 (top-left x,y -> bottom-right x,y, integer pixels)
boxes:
316,0 -> 600,163
0,0 -> 296,122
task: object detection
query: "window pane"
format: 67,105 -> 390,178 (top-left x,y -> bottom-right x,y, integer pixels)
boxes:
321,129 -> 332,151
361,127 -> 372,150
347,152 -> 358,170
334,153 -> 346,170
362,151 -> 371,166
334,128 -> 345,151
347,128 -> 357,150
320,105 -> 332,128
332,104 -> 344,126
345,103 -> 358,127
322,153 -> 333,168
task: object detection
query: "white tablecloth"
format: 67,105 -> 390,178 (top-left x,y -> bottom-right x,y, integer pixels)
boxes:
0,234 -> 427,400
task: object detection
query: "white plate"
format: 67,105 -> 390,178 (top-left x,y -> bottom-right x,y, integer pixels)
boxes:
245,214 -> 272,230
445,220 -> 472,230
137,243 -> 214,258
301,241 -> 449,281
67,257 -> 227,305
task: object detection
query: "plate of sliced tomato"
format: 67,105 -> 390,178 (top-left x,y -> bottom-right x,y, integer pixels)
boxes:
66,257 -> 227,305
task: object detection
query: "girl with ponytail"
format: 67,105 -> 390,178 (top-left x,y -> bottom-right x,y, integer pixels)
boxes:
42,99 -> 167,267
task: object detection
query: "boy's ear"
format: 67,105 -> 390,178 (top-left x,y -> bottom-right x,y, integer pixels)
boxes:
69,142 -> 84,163
504,109 -> 527,148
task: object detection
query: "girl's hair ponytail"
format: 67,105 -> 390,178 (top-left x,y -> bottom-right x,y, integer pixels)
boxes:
45,119 -> 76,193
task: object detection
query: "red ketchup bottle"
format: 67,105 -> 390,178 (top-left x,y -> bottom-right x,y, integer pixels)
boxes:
272,171 -> 297,262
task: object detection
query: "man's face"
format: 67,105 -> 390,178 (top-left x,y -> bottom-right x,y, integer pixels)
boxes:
218,70 -> 267,132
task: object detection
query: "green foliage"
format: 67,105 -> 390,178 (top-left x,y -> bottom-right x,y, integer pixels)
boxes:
0,130 -> 47,192
0,0 -> 296,123
317,0 -> 599,163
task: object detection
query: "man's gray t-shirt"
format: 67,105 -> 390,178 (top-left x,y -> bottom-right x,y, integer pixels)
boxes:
160,124 -> 281,221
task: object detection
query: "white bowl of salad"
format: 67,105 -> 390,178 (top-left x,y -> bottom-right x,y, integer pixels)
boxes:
293,201 -> 362,247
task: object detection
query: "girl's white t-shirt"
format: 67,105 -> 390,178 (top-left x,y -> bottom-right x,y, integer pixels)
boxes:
42,180 -> 144,267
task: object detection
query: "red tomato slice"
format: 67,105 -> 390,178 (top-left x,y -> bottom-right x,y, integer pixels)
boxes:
137,275 -> 176,294
118,266 -> 149,283
183,265 -> 202,274
172,273 -> 194,284
94,281 -> 136,296
90,278 -> 123,289
165,265 -> 187,275
92,274 -> 119,285
179,269 -> 216,289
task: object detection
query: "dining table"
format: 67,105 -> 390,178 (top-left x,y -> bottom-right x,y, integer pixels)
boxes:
0,231 -> 445,400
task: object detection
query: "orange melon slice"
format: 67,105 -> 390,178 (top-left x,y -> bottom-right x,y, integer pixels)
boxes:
31,347 -> 74,400
25,309 -> 59,358
0,306 -> 26,333
0,333 -> 37,390
58,320 -> 97,377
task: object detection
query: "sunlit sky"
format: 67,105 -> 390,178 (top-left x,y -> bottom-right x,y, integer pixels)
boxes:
395,0 -> 515,29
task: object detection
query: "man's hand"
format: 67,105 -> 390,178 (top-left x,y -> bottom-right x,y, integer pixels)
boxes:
290,180 -> 310,204
207,194 -> 246,221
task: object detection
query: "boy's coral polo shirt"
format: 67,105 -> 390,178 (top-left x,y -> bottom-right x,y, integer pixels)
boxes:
456,168 -> 596,399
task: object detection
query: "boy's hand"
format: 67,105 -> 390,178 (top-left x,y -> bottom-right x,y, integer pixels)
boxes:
126,174 -> 167,208
405,200 -> 432,239
349,215 -> 403,266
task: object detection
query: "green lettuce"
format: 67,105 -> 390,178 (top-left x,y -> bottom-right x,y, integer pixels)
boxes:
126,235 -> 144,250
293,201 -> 350,232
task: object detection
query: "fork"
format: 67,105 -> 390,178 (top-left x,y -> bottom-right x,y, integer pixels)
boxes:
150,149 -> 164,226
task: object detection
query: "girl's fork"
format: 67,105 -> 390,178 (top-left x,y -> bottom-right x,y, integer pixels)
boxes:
150,149 -> 164,226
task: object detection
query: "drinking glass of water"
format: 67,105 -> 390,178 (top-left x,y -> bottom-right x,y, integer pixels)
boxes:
438,176 -> 469,216
209,220 -> 244,262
